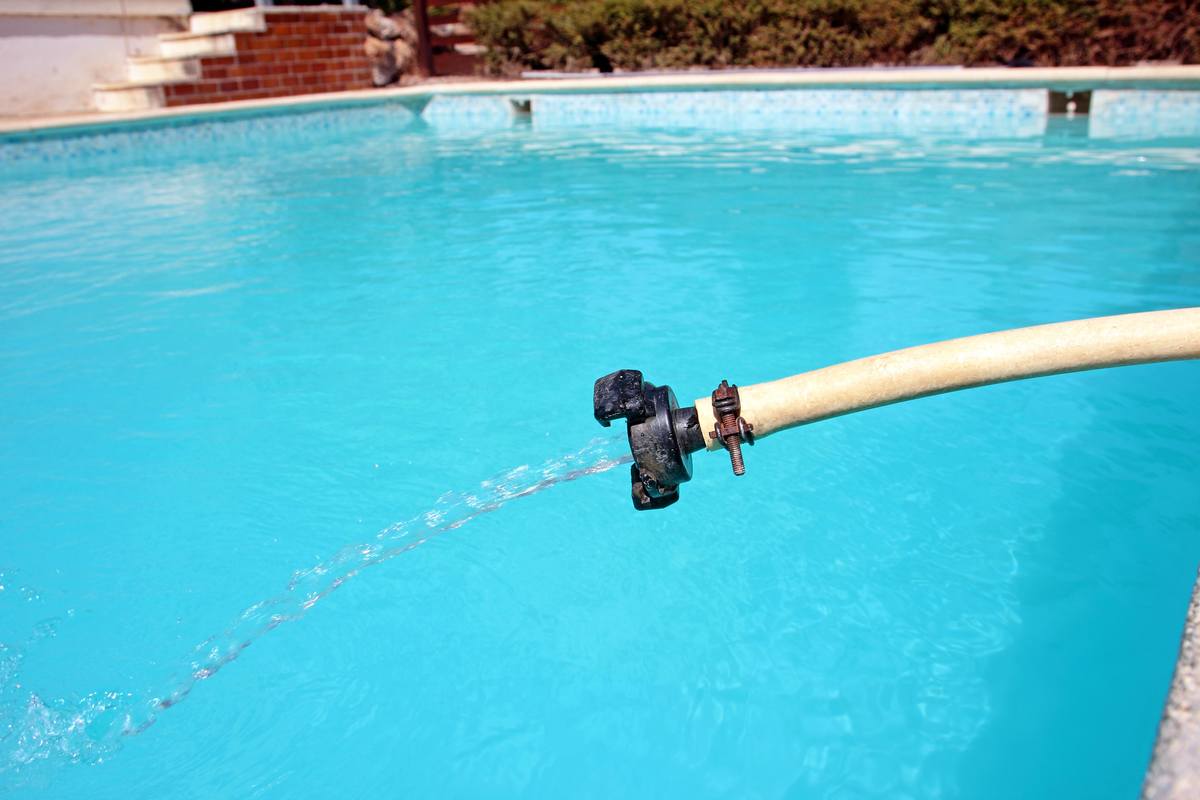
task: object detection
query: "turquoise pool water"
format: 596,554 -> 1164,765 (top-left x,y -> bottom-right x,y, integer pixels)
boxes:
1,103 -> 1199,799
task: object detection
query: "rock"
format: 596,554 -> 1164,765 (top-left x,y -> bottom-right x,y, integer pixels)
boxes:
364,35 -> 392,59
364,9 -> 420,86
393,38 -> 416,74
365,8 -> 404,41
394,10 -> 419,45
371,62 -> 398,87
364,35 -> 397,86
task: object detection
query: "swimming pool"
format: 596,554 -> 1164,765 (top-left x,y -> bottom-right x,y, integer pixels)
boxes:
2,90 -> 1199,798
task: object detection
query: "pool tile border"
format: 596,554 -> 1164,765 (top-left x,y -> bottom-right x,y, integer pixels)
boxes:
2,65 -> 1200,142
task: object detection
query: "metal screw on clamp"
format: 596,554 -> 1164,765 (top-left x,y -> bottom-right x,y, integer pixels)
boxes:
709,379 -> 754,476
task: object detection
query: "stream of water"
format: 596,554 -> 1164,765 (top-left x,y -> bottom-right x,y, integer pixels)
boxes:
1,437 -> 630,778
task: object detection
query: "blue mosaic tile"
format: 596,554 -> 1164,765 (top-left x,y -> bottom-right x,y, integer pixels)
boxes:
420,95 -> 517,128
527,89 -> 1049,136
0,103 -> 420,167
1090,90 -> 1200,139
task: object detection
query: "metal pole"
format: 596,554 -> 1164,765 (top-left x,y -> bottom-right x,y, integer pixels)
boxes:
413,0 -> 433,78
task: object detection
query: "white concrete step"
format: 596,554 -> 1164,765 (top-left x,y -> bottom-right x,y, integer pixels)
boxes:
127,55 -> 200,84
94,76 -> 191,90
158,31 -> 237,60
188,8 -> 266,36
93,84 -> 165,113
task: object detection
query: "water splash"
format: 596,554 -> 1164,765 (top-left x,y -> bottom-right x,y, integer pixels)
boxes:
0,436 -> 630,777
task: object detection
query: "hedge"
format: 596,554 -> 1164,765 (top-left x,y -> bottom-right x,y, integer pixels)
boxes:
465,0 -> 1200,76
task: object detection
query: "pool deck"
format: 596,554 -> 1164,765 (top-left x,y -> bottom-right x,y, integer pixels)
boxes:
1143,569 -> 1200,800
2,64 -> 1200,140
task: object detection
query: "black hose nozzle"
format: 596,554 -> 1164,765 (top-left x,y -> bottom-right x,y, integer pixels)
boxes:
593,370 -> 705,510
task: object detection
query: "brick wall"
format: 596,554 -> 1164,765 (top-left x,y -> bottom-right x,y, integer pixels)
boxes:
164,10 -> 371,108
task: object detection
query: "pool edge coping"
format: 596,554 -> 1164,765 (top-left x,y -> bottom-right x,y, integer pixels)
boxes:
1143,568 -> 1200,800
3,64 -> 1200,141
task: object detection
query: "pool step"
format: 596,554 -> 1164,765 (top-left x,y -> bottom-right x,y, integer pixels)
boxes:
126,55 -> 201,84
90,10 -> 249,112
187,8 -> 266,36
92,84 -> 166,113
157,31 -> 238,60
91,7 -> 260,110
94,54 -> 203,112
91,7 -> 369,113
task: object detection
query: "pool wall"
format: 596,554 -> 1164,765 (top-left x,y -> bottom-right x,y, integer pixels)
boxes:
425,88 -> 1049,137
419,86 -> 1200,141
1090,90 -> 1200,139
4,65 -> 1200,143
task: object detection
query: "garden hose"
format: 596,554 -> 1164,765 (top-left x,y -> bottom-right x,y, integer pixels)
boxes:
595,307 -> 1200,509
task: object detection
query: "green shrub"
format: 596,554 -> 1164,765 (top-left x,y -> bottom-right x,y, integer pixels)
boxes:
365,0 -> 411,14
465,0 -> 1200,75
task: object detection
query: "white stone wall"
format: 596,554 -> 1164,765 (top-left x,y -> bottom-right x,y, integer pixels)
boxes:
0,1 -> 188,117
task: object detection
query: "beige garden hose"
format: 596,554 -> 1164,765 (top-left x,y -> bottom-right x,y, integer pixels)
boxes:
694,307 -> 1200,449
594,307 -> 1200,510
